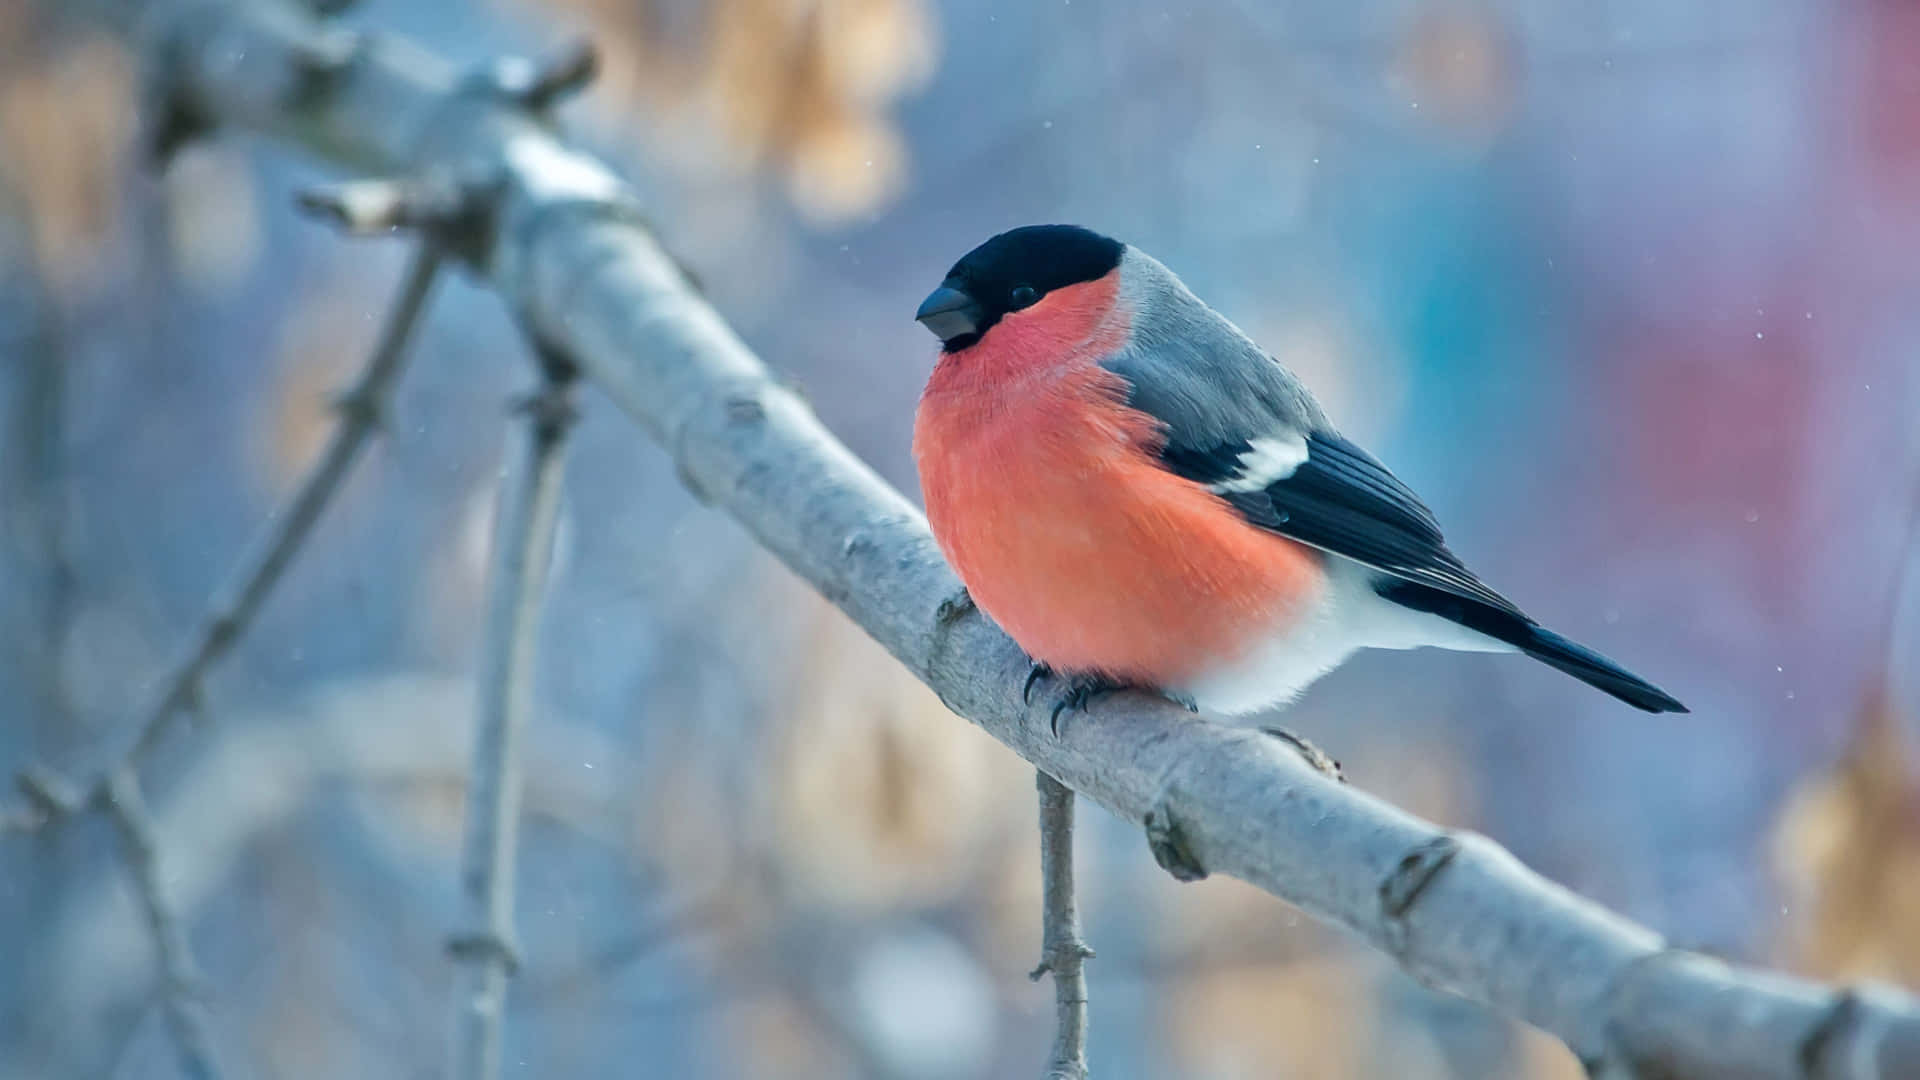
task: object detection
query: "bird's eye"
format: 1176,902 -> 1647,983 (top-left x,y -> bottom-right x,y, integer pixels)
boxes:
1009,285 -> 1040,310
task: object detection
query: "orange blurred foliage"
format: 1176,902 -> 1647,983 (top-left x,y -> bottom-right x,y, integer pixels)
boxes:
1773,684 -> 1920,983
1392,1 -> 1517,144
521,0 -> 935,222
0,29 -> 135,290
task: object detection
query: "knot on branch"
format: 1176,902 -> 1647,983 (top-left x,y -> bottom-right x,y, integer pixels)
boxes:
530,340 -> 581,384
840,530 -> 877,562
1028,940 -> 1095,983
472,40 -> 599,113
1798,983 -> 1913,1080
446,931 -> 522,976
933,588 -> 974,626
1801,990 -> 1865,1077
329,385 -> 389,432
513,376 -> 581,443
202,611 -> 242,653
1259,725 -> 1344,781
1379,834 -> 1460,954
926,586 -> 978,680
1145,802 -> 1207,883
296,170 -> 501,264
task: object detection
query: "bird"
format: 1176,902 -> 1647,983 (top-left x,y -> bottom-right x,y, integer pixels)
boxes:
910,224 -> 1686,723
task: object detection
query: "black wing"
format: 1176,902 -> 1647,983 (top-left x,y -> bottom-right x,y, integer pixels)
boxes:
1161,430 -> 1526,619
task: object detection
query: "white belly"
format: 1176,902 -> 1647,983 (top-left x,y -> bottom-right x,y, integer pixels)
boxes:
1173,558 -> 1514,716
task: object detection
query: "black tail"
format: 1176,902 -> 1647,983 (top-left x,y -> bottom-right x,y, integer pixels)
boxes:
1377,581 -> 1688,714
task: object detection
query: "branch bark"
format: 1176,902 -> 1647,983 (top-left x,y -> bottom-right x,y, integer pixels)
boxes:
96,1 -> 1920,1076
446,367 -> 576,1080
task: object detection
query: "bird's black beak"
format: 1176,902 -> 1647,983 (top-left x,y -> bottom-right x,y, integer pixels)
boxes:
915,284 -> 985,345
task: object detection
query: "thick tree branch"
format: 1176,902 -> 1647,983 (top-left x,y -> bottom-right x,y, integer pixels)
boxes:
1029,771 -> 1092,1080
446,366 -> 576,1080
96,0 -> 1920,1075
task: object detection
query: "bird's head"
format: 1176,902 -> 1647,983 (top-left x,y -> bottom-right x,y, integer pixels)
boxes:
915,225 -> 1127,358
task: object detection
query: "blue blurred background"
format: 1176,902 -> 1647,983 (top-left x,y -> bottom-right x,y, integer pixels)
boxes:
2,0 -> 1917,1076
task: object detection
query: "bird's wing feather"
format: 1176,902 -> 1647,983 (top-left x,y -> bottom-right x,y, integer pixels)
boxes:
1103,314 -> 1525,619
1165,427 -> 1526,618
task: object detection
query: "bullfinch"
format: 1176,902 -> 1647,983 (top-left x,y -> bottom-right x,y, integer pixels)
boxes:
911,224 -> 1686,722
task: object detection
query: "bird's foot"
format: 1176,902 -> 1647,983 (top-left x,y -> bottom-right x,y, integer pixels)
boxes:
1022,661 -> 1124,737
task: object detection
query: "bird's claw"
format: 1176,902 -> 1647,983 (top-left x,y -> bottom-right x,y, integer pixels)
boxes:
1021,662 -> 1121,738
1022,660 -> 1053,706
1047,674 -> 1120,738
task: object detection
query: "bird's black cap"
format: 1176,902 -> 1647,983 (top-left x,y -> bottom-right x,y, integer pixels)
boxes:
916,225 -> 1124,351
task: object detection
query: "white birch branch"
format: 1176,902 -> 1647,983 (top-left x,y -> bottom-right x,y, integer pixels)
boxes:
97,0 -> 1920,1075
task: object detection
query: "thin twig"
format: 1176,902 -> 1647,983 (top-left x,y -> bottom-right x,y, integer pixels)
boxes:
1029,771 -> 1092,1080
4,278 -> 80,734
124,242 -> 444,771
3,244 -> 445,1076
10,766 -> 224,1077
446,366 -> 577,1080
98,768 -> 224,1080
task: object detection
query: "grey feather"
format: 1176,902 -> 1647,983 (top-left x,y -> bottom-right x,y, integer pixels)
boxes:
1100,249 -> 1328,446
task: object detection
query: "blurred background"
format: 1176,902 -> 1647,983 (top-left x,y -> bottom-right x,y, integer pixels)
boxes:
2,0 -> 1918,1076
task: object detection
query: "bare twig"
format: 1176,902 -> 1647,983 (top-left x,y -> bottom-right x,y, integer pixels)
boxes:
3,277 -> 80,734
482,39 -> 599,111
1029,771 -> 1092,1080
12,765 -> 225,1078
123,241 -> 444,771
93,1 -> 1920,1076
446,366 -> 577,1080
3,243 -> 445,1075
98,768 -> 224,1080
